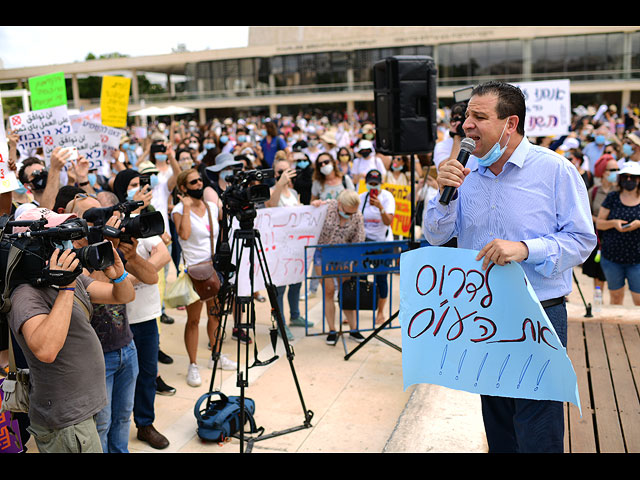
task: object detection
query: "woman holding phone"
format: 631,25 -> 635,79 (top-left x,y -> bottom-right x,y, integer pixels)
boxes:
595,162 -> 640,305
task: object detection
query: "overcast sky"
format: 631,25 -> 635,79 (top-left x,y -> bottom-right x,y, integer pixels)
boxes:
0,26 -> 250,69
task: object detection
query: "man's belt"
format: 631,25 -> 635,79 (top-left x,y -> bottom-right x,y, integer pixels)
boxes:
540,296 -> 565,309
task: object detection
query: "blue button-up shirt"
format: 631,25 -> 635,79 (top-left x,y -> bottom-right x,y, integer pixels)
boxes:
424,137 -> 596,302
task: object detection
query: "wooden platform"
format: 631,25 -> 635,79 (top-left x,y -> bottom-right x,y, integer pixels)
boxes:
565,319 -> 640,453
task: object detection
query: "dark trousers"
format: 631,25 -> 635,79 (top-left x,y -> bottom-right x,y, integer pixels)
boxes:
480,301 -> 567,453
129,319 -> 159,428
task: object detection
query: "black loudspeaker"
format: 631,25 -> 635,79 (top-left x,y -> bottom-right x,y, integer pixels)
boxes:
373,56 -> 438,156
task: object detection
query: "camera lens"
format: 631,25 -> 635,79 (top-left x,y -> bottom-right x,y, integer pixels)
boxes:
74,240 -> 114,271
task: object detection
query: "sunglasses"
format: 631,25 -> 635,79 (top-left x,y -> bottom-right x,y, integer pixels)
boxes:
187,177 -> 203,186
317,160 -> 331,167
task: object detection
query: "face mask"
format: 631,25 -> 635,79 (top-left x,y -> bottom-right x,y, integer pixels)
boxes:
624,144 -> 634,156
237,135 -> 247,143
220,170 -> 234,181
338,209 -> 351,219
621,178 -> 639,191
30,169 -> 48,191
149,175 -> 159,189
189,143 -> 199,150
339,155 -> 350,163
204,143 -> 216,150
366,183 -> 380,194
186,187 -> 204,199
296,160 -> 310,169
219,135 -> 229,144
127,187 -> 139,201
320,163 -> 334,175
308,139 -> 318,147
391,164 -> 403,171
595,135 -> 606,145
607,171 -> 618,183
179,160 -> 193,170
14,181 -> 27,195
155,154 -> 168,162
88,173 -> 97,187
477,120 -> 510,168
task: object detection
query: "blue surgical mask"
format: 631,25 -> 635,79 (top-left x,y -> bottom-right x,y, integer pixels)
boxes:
14,181 -> 27,195
477,120 -> 510,168
220,135 -> 229,144
595,135 -> 606,145
237,135 -> 247,143
88,173 -> 97,186
204,143 -> 216,150
155,154 -> 168,162
127,187 -> 139,201
296,160 -> 310,169
220,170 -> 234,181
150,174 -> 159,188
338,210 -> 351,219
623,144 -> 634,156
607,171 -> 618,183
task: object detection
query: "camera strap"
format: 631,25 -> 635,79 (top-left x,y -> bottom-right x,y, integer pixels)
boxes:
0,244 -> 23,314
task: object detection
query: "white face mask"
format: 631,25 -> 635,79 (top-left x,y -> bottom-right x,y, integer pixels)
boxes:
320,163 -> 334,176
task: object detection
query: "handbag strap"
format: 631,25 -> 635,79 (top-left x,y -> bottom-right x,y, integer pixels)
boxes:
202,201 -> 215,258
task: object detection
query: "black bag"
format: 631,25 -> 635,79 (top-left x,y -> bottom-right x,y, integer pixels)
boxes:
194,391 -> 261,443
339,278 -> 375,310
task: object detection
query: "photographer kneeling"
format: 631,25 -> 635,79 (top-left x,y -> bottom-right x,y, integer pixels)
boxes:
7,207 -> 134,453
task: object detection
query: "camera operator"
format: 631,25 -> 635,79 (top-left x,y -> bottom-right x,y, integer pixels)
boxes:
69,191 -> 173,450
7,207 -> 134,453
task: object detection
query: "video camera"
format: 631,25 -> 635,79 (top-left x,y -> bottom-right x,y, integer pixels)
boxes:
0,214 -> 115,291
215,168 -> 274,227
82,200 -> 165,244
450,86 -> 473,138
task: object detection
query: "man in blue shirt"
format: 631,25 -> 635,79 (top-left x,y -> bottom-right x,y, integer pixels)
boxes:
425,81 -> 596,453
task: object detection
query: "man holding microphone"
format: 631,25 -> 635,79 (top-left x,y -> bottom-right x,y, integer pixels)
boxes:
424,81 -> 596,453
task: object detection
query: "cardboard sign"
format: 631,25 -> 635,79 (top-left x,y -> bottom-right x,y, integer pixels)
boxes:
235,204 -> 328,296
9,105 -> 73,158
400,246 -> 581,412
513,79 -> 571,138
74,119 -> 125,158
28,71 -> 67,111
70,108 -> 102,130
100,76 -> 131,128
0,102 -> 20,193
42,132 -> 104,170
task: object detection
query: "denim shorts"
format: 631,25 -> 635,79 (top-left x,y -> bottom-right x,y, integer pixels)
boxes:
600,257 -> 640,292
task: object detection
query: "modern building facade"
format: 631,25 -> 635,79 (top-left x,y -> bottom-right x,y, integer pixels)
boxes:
2,26 -> 640,123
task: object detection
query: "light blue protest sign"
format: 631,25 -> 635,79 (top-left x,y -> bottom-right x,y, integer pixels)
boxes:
400,246 -> 580,413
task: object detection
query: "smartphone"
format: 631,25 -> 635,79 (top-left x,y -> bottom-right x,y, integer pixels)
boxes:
139,175 -> 151,190
62,146 -> 79,161
622,222 -> 633,229
370,189 -> 379,199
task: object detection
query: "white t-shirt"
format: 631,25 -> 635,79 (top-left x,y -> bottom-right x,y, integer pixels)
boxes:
171,201 -> 219,267
359,189 -> 395,241
126,235 -> 163,324
150,168 -> 172,236
352,154 -> 387,178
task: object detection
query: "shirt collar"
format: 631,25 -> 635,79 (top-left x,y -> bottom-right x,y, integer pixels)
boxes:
472,136 -> 530,174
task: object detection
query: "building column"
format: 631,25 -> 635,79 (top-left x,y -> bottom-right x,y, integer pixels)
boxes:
131,69 -> 139,104
167,73 -> 175,96
71,73 -> 80,109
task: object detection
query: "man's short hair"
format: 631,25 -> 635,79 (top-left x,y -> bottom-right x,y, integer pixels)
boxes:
53,185 -> 85,213
471,81 -> 526,136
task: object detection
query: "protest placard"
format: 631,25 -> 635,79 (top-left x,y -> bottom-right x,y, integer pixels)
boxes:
235,204 -> 328,296
42,132 -> 104,170
0,102 -> 20,193
74,119 -> 125,158
513,79 -> 571,138
28,71 -> 67,111
70,108 -> 102,131
0,379 -> 24,453
357,179 -> 412,238
400,246 -> 581,412
100,76 -> 131,128
9,105 -> 73,158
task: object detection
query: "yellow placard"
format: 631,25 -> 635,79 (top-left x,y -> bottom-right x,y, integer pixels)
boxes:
100,76 -> 131,128
357,179 -> 413,237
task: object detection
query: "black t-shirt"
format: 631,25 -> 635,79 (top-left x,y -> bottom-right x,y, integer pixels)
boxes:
600,191 -> 640,264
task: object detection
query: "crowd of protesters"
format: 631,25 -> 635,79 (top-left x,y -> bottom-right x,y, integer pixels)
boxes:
1,97 -> 639,453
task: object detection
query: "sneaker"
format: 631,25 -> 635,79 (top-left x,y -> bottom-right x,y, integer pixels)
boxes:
307,290 -> 318,298
349,331 -> 365,343
279,323 -> 294,342
158,349 -> 173,364
219,354 -> 237,371
290,316 -> 313,328
186,363 -> 201,387
232,328 -> 252,344
326,331 -> 338,346
160,313 -> 174,324
156,376 -> 176,396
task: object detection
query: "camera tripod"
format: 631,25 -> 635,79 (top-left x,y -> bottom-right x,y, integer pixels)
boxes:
207,212 -> 314,453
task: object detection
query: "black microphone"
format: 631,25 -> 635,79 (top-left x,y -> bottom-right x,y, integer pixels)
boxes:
439,137 -> 476,205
